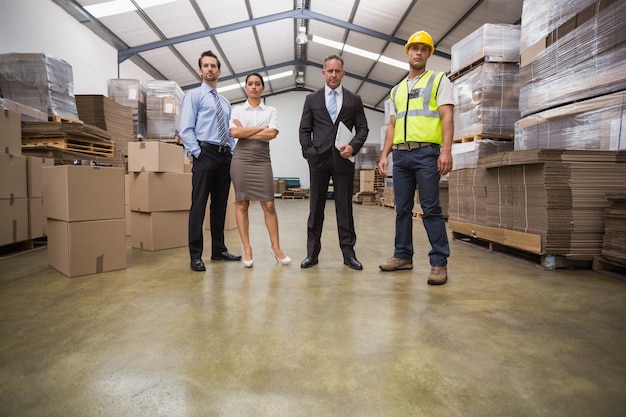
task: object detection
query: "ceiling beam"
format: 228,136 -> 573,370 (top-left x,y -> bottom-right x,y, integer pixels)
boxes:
118,9 -> 449,63
181,60 -> 395,91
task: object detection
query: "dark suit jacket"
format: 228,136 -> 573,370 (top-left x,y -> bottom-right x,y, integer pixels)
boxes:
299,87 -> 369,174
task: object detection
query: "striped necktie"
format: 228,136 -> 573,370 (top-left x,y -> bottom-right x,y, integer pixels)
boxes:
328,90 -> 337,123
211,89 -> 229,145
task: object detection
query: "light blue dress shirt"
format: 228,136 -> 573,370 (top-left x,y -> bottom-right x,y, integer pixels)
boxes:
180,82 -> 235,157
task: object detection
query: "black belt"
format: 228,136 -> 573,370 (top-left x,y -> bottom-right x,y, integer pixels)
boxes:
393,142 -> 434,151
199,141 -> 230,153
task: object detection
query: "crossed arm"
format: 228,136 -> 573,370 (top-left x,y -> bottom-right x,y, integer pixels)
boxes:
229,119 -> 278,141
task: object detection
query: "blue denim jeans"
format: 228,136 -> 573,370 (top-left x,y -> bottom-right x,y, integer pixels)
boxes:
392,145 -> 449,266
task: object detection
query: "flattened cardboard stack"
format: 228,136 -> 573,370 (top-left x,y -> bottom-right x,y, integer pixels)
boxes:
127,141 -> 190,251
473,149 -> 626,259
145,80 -> 183,140
107,79 -> 147,138
75,94 -> 135,157
0,53 -> 78,120
519,0 -> 626,117
601,194 -> 626,266
515,90 -> 626,151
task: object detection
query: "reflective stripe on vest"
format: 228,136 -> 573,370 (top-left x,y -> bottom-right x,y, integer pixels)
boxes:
390,70 -> 445,145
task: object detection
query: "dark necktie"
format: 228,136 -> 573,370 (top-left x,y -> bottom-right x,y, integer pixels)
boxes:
211,89 -> 229,145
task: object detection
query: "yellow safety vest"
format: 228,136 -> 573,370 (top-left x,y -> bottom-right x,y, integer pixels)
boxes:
391,70 -> 445,145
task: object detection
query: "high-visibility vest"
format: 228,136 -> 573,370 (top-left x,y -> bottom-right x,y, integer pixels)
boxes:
390,70 -> 445,145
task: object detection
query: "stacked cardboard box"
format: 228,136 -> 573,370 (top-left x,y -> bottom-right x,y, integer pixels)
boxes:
0,130 -> 28,245
43,166 -> 127,277
128,141 -> 190,251
107,79 -> 147,138
145,80 -> 183,140
0,53 -> 79,120
601,194 -> 626,266
75,94 -> 135,157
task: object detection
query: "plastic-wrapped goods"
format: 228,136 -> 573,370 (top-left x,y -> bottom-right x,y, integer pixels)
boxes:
520,0 -> 596,60
0,53 -> 78,120
145,80 -> 183,139
450,23 -> 521,74
107,79 -> 147,138
515,90 -> 626,151
356,144 -> 381,170
453,62 -> 520,140
452,139 -> 514,171
519,0 -> 626,117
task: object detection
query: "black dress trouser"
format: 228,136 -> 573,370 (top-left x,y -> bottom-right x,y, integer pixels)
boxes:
188,143 -> 232,260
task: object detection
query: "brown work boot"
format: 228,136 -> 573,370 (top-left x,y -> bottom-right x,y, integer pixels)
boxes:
379,257 -> 413,272
427,266 -> 448,285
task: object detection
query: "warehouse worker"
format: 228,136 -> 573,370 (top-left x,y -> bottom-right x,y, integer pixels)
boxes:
378,31 -> 453,285
299,54 -> 369,270
181,50 -> 241,272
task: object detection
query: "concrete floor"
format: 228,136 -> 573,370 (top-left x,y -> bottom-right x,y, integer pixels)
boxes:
1,198 -> 625,417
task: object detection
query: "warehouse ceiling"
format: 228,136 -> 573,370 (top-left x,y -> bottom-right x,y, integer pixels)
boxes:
53,0 -> 523,111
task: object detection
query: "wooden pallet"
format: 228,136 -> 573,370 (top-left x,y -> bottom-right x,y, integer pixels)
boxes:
592,256 -> 626,281
48,115 -> 84,124
0,238 -> 47,260
452,133 -> 514,144
22,136 -> 115,157
448,220 -> 595,270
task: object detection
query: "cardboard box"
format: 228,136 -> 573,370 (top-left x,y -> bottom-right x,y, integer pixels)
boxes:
360,169 -> 375,192
131,210 -> 188,251
28,197 -> 46,239
128,172 -> 192,212
26,156 -> 55,198
125,204 -> 131,236
0,153 -> 28,199
47,218 -> 127,278
0,198 -> 29,246
43,166 -> 125,222
127,141 -> 184,173
0,108 -> 21,156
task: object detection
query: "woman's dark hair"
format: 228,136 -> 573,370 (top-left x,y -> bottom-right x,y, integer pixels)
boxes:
245,72 -> 265,87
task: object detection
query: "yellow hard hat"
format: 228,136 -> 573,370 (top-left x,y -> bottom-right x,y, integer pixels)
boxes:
404,31 -> 435,54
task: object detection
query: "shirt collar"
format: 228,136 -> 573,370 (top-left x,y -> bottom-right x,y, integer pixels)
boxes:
243,100 -> 266,110
325,85 -> 342,96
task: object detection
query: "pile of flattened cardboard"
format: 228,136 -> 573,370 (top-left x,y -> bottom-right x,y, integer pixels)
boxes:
450,149 -> 626,259
75,94 -> 134,157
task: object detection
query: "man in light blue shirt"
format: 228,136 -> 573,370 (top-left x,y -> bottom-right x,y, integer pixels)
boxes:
180,50 -> 241,271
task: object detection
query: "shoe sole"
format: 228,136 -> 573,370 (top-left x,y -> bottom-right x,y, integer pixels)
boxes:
379,265 -> 413,272
428,278 -> 447,285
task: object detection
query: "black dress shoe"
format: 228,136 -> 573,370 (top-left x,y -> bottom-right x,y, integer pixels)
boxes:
344,256 -> 363,270
211,251 -> 242,261
190,259 -> 206,271
300,256 -> 318,268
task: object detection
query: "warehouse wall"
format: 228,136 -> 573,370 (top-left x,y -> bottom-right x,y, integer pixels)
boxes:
0,0 -> 385,188
0,0 -> 152,95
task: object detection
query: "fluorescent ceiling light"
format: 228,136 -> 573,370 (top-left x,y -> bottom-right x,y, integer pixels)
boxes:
85,0 -> 177,18
217,70 -> 294,93
311,35 -> 408,70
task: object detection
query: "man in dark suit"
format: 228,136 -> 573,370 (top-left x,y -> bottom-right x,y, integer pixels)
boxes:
299,54 -> 369,270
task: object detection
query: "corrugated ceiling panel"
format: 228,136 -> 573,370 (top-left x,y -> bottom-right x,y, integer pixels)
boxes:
256,20 -> 294,66
249,0 -> 293,18
196,0 -> 249,28
139,47 -> 194,84
309,0 -> 354,22
175,38 -> 225,80
352,0 -> 414,34
216,27 -> 264,75
100,12 -> 160,46
141,2 -> 204,39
